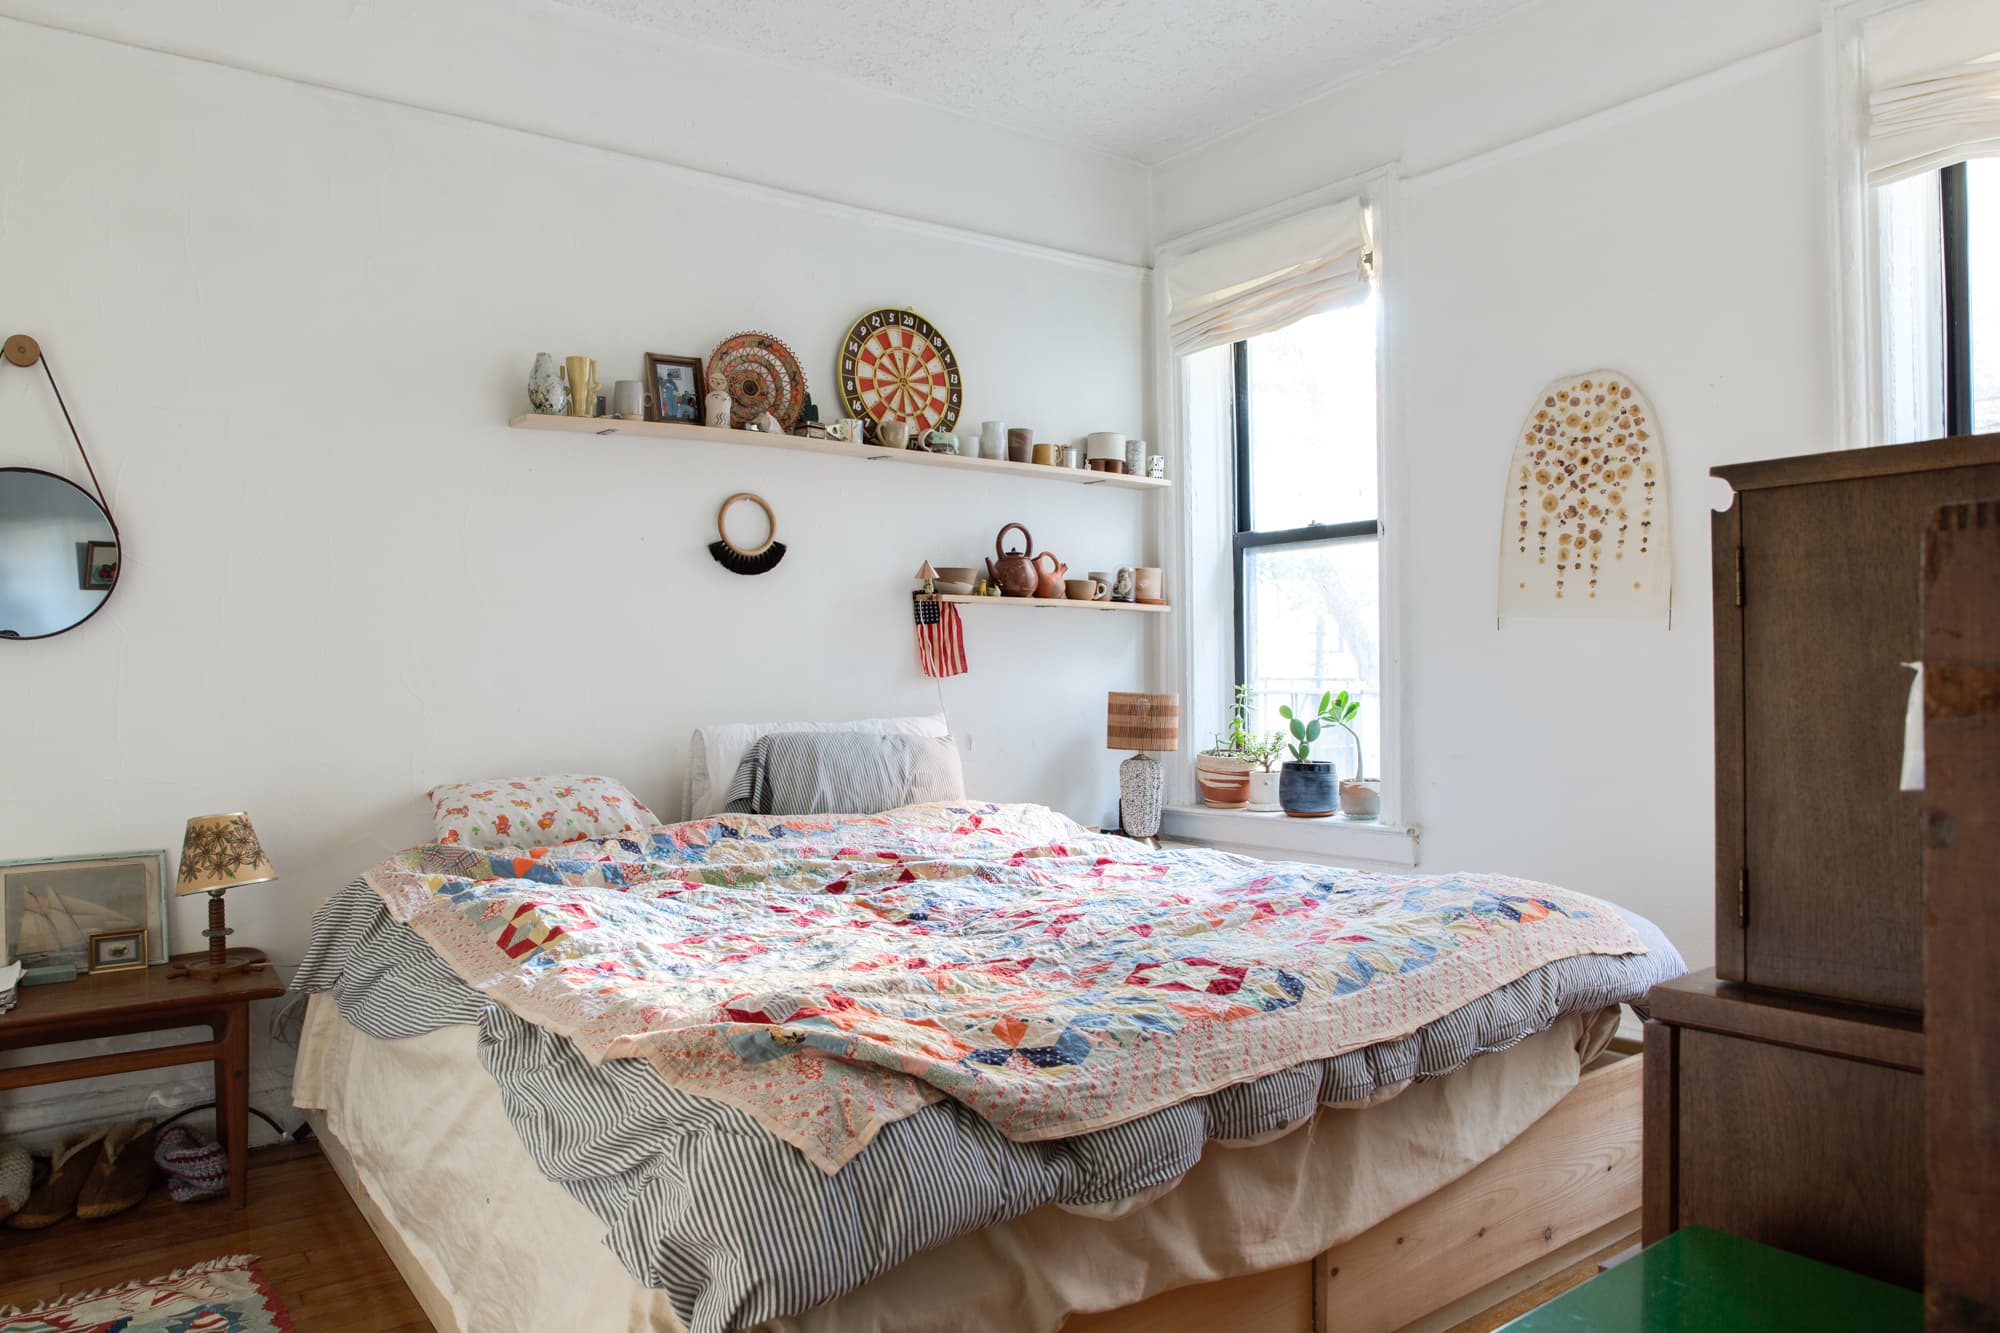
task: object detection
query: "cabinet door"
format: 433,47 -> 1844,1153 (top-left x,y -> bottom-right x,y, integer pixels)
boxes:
1675,1030 -> 1923,1288
1728,461 -> 2000,1010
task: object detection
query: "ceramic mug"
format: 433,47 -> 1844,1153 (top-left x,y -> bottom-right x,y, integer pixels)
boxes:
1133,566 -> 1163,604
1087,571 -> 1114,601
1031,442 -> 1058,466
611,380 -> 644,420
1065,578 -> 1104,601
1061,443 -> 1085,468
980,421 -> 1007,460
879,419 -> 911,449
1007,427 -> 1034,464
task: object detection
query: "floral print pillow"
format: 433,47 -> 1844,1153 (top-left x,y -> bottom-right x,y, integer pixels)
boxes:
428,775 -> 658,849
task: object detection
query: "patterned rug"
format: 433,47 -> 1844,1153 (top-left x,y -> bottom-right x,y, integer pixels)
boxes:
0,1255 -> 294,1332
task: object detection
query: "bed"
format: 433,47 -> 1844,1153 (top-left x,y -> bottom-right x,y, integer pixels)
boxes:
290,791 -> 1682,1333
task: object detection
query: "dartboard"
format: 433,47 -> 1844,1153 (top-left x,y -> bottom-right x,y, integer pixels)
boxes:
838,308 -> 962,444
708,331 -> 807,429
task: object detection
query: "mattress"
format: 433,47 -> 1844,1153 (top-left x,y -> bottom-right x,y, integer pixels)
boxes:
295,993 -> 1619,1333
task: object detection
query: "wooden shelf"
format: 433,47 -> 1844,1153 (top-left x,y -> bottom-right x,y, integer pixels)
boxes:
936,594 -> 1169,613
509,413 -> 1171,491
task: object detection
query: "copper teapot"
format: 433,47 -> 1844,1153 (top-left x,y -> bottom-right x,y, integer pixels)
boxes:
986,522 -> 1039,597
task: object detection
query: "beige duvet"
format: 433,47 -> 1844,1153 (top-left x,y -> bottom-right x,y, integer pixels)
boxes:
294,993 -> 1615,1333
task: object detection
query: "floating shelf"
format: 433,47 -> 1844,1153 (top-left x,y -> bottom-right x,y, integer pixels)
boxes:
936,594 -> 1169,613
508,413 -> 1171,491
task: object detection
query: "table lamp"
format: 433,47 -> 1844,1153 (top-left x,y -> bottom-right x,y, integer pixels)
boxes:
171,812 -> 277,981
1107,692 -> 1179,839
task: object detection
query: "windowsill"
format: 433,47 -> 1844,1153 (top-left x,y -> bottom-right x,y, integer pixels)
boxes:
1160,804 -> 1419,867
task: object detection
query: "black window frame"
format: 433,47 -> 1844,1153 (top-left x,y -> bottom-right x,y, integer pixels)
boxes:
1229,336 -> 1384,695
1941,160 -> 1974,438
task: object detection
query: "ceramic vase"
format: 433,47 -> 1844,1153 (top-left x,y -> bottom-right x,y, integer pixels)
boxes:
1279,761 -> 1337,818
528,353 -> 569,415
980,421 -> 1006,460
563,356 -> 598,418
705,385 -> 735,428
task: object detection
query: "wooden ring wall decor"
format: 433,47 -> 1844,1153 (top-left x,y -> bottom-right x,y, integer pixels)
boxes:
708,492 -> 787,576
838,307 -> 962,445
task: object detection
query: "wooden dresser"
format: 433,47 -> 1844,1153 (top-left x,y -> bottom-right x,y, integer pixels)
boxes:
1642,433 -> 2000,1292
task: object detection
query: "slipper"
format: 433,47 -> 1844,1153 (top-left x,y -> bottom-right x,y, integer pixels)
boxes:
6,1129 -> 104,1229
76,1120 -> 156,1221
154,1125 -> 228,1204
0,1144 -> 29,1224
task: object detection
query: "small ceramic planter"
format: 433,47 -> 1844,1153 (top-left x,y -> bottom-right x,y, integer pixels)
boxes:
1279,761 -> 1337,818
1339,779 -> 1382,821
1246,769 -> 1282,812
1195,753 -> 1253,808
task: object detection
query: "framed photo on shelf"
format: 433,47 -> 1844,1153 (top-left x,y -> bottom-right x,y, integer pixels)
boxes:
87,928 -> 147,973
82,540 -> 120,591
644,353 -> 707,424
0,850 -> 169,971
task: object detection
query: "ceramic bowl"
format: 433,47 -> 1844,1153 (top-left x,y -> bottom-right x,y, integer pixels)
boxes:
933,581 -> 974,596
934,566 -> 978,586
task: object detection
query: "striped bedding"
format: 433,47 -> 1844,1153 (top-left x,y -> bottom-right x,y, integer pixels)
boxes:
291,804 -> 1684,1333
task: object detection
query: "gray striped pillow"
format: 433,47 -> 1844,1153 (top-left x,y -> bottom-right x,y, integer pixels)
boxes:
722,732 -> 965,816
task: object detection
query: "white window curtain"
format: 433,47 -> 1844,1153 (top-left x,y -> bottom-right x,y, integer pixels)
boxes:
1864,0 -> 2000,184
1161,198 -> 1372,357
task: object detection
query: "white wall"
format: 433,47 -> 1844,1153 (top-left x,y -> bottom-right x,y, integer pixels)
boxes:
0,17 -> 1152,1137
1153,3 -> 1838,967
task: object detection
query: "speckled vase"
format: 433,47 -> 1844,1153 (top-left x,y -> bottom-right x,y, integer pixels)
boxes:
527,353 -> 569,415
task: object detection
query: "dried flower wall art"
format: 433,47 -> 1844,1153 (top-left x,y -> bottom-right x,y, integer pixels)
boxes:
1498,370 -> 1671,623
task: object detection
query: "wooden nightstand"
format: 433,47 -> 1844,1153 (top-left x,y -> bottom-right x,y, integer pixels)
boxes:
0,963 -> 286,1206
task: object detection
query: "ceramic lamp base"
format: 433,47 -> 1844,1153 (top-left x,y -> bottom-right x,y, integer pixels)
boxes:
1119,752 -> 1164,839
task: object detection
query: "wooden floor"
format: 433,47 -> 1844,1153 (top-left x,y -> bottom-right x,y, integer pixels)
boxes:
0,1142 -> 428,1331
0,1143 -> 1630,1331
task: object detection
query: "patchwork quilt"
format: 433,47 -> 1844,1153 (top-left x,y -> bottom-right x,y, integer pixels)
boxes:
354,801 -> 1647,1172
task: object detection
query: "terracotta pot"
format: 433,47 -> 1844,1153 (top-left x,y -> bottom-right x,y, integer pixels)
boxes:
1246,770 -> 1282,811
1279,761 -> 1336,818
1195,753 -> 1253,808
1338,778 -> 1382,821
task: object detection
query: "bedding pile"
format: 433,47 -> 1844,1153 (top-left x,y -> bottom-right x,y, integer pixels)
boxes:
294,801 -> 1683,1332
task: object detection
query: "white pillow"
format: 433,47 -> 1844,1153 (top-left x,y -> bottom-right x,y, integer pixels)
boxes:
685,714 -> 949,818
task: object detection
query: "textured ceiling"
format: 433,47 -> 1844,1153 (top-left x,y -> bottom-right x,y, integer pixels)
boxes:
550,0 -> 1541,163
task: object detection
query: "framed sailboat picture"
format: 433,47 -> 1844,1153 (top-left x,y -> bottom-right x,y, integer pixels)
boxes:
1,850 -> 169,971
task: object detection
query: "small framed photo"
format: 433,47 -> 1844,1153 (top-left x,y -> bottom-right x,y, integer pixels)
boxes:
87,929 -> 147,973
644,354 -> 708,424
1,850 -> 169,971
82,540 -> 120,591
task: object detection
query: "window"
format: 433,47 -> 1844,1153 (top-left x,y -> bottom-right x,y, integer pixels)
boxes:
1230,300 -> 1382,778
1878,157 -> 1998,441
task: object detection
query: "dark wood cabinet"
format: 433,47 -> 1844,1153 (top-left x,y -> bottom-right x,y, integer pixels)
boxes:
1713,435 -> 2000,1012
1647,432 -> 2000,1292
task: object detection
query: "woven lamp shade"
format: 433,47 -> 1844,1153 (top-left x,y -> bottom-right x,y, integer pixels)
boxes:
1106,692 -> 1179,753
176,812 -> 278,896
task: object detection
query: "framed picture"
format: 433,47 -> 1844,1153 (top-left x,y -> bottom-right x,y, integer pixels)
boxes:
87,928 -> 147,973
1,850 -> 169,971
82,540 -> 120,591
644,353 -> 707,424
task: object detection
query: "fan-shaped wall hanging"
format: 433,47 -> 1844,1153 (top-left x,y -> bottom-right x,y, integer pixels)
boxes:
1497,370 -> 1670,623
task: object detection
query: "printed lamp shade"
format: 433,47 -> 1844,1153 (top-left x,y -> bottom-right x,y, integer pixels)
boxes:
176,812 -> 278,896
1106,692 -> 1179,754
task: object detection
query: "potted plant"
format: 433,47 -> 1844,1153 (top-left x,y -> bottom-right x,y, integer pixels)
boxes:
1242,731 -> 1286,811
1194,685 -> 1257,808
1277,691 -> 1360,819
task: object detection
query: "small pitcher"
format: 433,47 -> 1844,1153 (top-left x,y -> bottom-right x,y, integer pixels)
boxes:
1032,551 -> 1068,598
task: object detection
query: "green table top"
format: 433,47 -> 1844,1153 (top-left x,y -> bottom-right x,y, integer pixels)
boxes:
1498,1226 -> 1922,1332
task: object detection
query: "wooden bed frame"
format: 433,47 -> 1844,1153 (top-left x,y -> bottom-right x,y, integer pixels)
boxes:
311,1042 -> 1639,1333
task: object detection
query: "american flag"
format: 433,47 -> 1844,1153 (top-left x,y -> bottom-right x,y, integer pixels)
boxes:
913,595 -> 968,677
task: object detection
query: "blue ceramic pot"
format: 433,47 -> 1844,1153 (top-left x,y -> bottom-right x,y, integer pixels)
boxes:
1279,761 -> 1336,818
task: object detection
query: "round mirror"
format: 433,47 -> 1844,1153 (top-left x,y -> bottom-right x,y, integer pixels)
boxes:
0,467 -> 120,640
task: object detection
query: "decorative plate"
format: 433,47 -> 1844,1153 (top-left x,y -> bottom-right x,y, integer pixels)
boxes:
838,308 -> 963,444
708,332 -> 808,429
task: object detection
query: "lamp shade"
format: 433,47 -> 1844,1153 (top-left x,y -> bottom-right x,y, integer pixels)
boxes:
1107,692 -> 1179,753
176,812 -> 277,896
